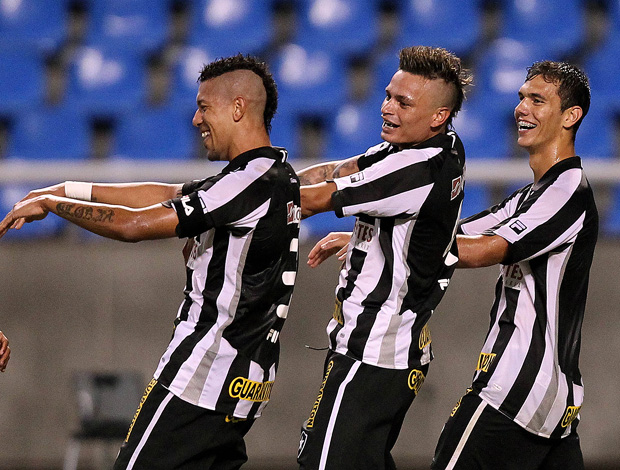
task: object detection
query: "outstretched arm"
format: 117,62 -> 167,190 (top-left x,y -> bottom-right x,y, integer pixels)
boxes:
0,195 -> 179,242
8,182 -> 182,231
0,331 -> 10,372
456,234 -> 510,268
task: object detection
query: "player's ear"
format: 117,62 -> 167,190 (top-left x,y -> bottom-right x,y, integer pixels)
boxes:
232,96 -> 246,122
432,107 -> 451,129
563,105 -> 583,130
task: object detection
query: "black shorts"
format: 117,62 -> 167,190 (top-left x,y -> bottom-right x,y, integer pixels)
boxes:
431,392 -> 585,470
113,379 -> 255,470
297,350 -> 429,470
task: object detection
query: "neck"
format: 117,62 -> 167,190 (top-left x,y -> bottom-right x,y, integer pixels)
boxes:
228,127 -> 272,161
528,140 -> 575,183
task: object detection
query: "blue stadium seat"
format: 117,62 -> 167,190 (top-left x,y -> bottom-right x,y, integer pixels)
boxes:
186,0 -> 274,56
584,36 -> 620,113
499,0 -> 584,58
0,48 -> 46,117
452,94 -> 513,160
575,96 -> 617,160
269,111 -> 300,159
393,0 -> 482,57
6,104 -> 91,161
65,45 -> 149,119
476,38 -> 546,117
324,92 -> 385,160
84,0 -> 171,54
300,210 -> 356,241
271,44 -> 347,118
110,106 -> 196,160
0,185 -> 67,240
0,0 -> 69,55
293,0 -> 380,57
168,46 -> 217,107
461,183 -> 493,219
603,186 -> 620,236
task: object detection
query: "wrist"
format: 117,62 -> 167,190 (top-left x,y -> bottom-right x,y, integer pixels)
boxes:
64,181 -> 93,201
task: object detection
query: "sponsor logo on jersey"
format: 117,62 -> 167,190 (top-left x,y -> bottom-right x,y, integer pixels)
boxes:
287,201 -> 302,225
332,298 -> 343,325
476,352 -> 497,372
451,176 -> 464,200
306,360 -> 334,428
352,219 -> 375,252
502,263 -> 524,289
125,378 -> 158,442
419,324 -> 432,349
407,369 -> 426,395
509,220 -> 527,234
561,405 -> 581,428
229,377 -> 274,402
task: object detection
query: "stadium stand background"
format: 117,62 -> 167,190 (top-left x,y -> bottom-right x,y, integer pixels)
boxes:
0,1 -> 619,469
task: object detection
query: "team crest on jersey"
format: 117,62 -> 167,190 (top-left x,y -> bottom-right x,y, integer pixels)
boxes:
502,263 -> 524,289
451,176 -> 464,200
352,219 -> 375,252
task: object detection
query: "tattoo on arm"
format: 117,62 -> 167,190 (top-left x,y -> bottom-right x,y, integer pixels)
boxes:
298,165 -> 334,186
333,159 -> 360,178
56,203 -> 115,223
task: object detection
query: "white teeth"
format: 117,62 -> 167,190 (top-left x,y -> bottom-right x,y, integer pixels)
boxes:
518,121 -> 536,130
201,131 -> 210,138
383,121 -> 397,128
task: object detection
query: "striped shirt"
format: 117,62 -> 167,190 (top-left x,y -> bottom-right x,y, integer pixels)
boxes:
327,132 -> 465,369
460,156 -> 598,438
155,146 -> 300,419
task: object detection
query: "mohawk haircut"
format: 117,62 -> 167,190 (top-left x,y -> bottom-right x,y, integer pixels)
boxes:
398,46 -> 472,129
198,54 -> 278,133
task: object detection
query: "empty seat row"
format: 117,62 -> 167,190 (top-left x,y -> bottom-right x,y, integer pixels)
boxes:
1,0 -> 615,59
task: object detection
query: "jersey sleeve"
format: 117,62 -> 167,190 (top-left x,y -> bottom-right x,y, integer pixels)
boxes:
486,175 -> 587,264
169,165 -> 273,239
330,146 -> 441,218
459,186 -> 530,236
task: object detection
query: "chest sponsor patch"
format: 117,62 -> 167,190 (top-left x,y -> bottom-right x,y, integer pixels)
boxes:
502,263 -> 524,289
352,219 -> 376,252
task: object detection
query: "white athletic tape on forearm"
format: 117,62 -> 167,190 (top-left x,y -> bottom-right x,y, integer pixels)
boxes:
65,181 -> 93,201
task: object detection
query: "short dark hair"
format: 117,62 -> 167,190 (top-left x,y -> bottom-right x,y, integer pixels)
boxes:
525,61 -> 590,135
198,54 -> 278,133
398,46 -> 472,129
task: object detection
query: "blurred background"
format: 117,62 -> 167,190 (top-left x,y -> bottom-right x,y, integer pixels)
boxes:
0,0 -> 619,469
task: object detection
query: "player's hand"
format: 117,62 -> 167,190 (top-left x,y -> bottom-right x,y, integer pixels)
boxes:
0,331 -> 10,372
0,196 -> 50,239
307,232 -> 351,268
8,184 -> 63,230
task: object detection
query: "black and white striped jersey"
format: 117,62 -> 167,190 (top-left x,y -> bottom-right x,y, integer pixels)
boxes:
155,146 -> 300,419
327,132 -> 465,369
460,156 -> 598,438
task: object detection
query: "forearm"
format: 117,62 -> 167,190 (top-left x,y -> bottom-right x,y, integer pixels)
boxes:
456,234 -> 509,268
300,182 -> 336,218
90,183 -> 182,207
45,196 -> 178,242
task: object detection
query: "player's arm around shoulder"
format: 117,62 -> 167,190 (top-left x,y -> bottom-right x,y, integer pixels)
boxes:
456,234 -> 510,268
298,155 -> 361,218
0,330 -> 10,372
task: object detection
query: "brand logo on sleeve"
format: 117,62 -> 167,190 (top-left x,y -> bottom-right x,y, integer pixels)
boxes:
181,196 -> 194,216
350,172 -> 364,183
509,220 -> 527,234
287,201 -> 302,224
451,176 -> 464,200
